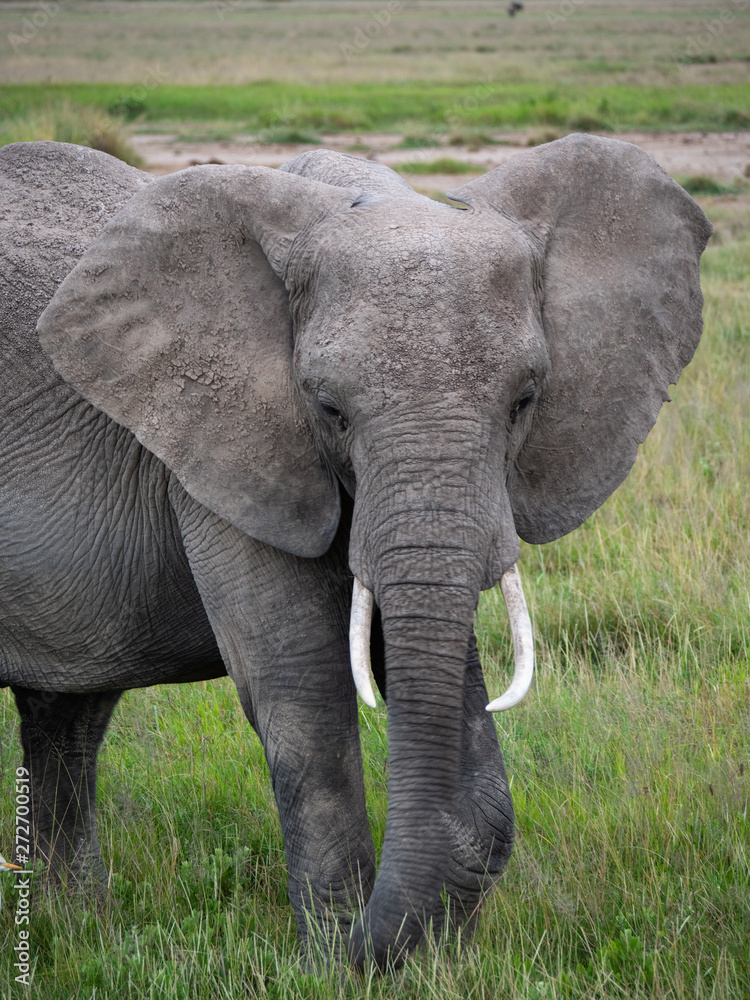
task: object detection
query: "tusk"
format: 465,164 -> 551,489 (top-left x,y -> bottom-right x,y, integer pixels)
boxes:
350,578 -> 377,708
486,564 -> 535,712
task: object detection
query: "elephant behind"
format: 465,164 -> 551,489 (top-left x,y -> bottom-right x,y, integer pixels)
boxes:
0,138 -> 710,967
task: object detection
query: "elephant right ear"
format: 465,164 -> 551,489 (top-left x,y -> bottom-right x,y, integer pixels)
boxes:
38,165 -> 355,558
448,135 -> 712,544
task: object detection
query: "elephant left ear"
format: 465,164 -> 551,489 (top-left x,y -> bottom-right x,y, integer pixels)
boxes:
38,164 -> 354,558
448,134 -> 712,544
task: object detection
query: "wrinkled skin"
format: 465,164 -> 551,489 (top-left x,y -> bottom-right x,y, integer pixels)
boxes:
0,139 -> 710,968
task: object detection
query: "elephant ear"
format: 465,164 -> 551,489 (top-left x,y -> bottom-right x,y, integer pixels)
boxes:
448,134 -> 712,543
38,164 -> 356,558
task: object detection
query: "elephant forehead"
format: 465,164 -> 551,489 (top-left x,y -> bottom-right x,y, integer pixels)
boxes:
313,206 -> 534,299
306,209 -> 537,338
297,242 -> 546,404
294,204 -> 546,401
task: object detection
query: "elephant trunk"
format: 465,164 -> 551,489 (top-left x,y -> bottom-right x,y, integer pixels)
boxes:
347,417 -> 519,967
350,551 -> 482,966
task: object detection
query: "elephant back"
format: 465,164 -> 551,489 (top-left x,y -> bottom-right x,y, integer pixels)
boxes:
0,141 -> 150,382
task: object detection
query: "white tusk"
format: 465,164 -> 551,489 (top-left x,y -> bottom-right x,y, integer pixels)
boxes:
486,564 -> 535,712
350,578 -> 377,708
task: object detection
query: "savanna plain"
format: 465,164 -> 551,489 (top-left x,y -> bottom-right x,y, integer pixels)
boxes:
0,2 -> 749,998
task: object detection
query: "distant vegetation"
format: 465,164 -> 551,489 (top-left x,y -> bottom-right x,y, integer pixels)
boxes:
676,174 -> 742,196
0,102 -> 142,165
1,0 -> 748,92
0,0 -> 749,137
397,157 -> 481,174
1,82 -> 749,137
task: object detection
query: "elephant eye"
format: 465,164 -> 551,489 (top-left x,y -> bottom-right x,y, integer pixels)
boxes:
510,390 -> 535,425
317,395 -> 348,430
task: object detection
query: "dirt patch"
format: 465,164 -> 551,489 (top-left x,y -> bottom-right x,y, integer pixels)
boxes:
131,130 -> 750,184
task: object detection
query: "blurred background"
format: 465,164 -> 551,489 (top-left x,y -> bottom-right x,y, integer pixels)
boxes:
1,0 -> 749,188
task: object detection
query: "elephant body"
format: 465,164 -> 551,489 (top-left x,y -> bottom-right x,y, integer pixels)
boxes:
0,138 -> 710,966
1,148 -> 227,688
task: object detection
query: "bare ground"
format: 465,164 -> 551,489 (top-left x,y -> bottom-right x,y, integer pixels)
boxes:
131,130 -> 750,186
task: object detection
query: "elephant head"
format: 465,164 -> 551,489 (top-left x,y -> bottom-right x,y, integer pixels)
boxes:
36,135 -> 711,966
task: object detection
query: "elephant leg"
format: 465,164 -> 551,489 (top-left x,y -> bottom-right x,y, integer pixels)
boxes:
11,687 -> 121,886
172,495 -> 376,955
442,631 -> 515,929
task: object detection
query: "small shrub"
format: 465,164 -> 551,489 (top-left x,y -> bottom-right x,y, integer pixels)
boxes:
395,134 -> 440,149
397,157 -> 482,175
725,108 -> 750,127
526,128 -> 562,147
256,125 -> 320,144
567,114 -> 612,132
448,128 -> 497,150
0,102 -> 142,166
109,96 -> 147,121
675,174 -> 738,196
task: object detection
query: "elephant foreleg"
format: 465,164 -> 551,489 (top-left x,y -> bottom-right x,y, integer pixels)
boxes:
11,687 -> 121,886
173,495 -> 376,957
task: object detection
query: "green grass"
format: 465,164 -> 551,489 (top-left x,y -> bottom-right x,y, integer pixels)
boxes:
676,174 -> 741,196
0,101 -> 142,166
0,194 -> 748,998
397,157 -> 481,175
1,0 -> 748,142
1,82 -> 749,134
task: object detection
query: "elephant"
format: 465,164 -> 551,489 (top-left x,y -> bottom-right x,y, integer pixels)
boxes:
0,136 -> 710,968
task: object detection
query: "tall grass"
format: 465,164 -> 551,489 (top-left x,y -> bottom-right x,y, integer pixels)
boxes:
0,102 -> 142,166
1,82 -> 749,134
0,196 -> 748,998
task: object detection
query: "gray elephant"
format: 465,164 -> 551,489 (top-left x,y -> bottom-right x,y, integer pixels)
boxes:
0,137 -> 710,968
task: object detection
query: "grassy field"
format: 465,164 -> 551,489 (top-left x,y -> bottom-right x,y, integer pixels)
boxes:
0,0 -> 749,135
0,190 -> 748,998
1,0 -> 749,88
2,81 -> 750,136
